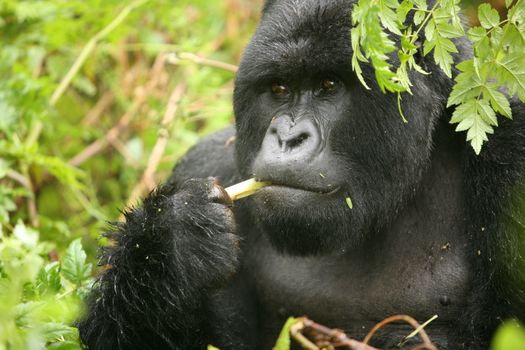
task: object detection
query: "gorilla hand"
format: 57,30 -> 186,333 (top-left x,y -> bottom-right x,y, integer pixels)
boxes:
78,178 -> 239,350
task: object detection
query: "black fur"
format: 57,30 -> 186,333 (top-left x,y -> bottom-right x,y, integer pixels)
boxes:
79,0 -> 525,349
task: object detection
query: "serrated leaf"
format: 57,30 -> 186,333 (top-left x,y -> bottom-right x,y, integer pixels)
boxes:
378,0 -> 402,35
478,3 -> 500,29
413,0 -> 427,10
15,301 -> 45,327
62,239 -> 92,287
508,1 -> 525,23
432,37 -> 458,77
437,22 -> 464,38
477,98 -> 498,125
468,27 -> 487,43
450,99 -> 498,154
397,0 -> 413,23
496,53 -> 525,101
447,60 -> 484,107
425,20 -> 435,41
36,262 -> 62,296
413,10 -> 425,26
483,85 -> 512,118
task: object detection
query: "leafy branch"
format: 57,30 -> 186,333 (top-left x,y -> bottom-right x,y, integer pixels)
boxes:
351,0 -> 525,154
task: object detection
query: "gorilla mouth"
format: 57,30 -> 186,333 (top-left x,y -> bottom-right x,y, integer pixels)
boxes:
255,179 -> 341,195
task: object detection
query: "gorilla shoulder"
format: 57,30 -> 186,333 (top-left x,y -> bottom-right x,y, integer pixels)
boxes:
168,126 -> 241,187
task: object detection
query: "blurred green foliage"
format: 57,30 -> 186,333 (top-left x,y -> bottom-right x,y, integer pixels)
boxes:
493,320 -> 525,350
0,0 -> 260,347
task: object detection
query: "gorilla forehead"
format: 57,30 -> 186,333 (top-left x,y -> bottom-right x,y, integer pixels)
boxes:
240,0 -> 355,80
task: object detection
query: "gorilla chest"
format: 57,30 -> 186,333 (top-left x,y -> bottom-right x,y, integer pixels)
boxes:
251,222 -> 472,347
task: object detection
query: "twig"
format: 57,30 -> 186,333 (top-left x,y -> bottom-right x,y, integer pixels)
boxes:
289,315 -> 437,350
305,318 -> 380,350
50,0 -> 148,106
68,106 -> 136,167
362,315 -> 436,350
107,137 -> 140,168
399,315 -> 438,347
290,319 -> 319,350
125,82 -> 186,208
4,169 -> 38,226
166,52 -> 238,72
68,54 -> 166,167
5,169 -> 31,189
20,166 -> 39,227
26,0 -> 148,147
143,83 -> 186,189
82,91 -> 114,126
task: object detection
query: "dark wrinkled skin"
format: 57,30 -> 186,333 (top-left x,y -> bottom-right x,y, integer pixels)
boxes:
79,0 -> 525,349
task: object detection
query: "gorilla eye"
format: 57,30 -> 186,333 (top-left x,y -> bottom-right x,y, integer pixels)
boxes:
320,78 -> 338,92
271,83 -> 290,97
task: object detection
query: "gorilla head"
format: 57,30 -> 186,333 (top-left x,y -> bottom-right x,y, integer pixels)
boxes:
233,0 -> 451,255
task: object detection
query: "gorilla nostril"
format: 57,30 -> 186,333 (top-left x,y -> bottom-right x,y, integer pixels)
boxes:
286,133 -> 309,150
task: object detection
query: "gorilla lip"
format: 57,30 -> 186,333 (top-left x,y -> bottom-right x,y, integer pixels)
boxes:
257,181 -> 341,196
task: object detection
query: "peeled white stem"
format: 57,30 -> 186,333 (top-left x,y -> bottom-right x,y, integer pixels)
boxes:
224,178 -> 270,201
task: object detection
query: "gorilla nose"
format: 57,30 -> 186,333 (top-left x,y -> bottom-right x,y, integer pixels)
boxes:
262,115 -> 321,160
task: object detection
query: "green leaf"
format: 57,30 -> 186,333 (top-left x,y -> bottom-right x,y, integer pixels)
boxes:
508,0 -> 525,23
450,99 -> 498,154
437,22 -> 464,38
35,262 -> 62,296
412,0 -> 427,10
478,3 -> 500,29
468,27 -> 487,43
273,317 -> 297,350
40,323 -> 78,342
483,85 -> 512,119
425,20 -> 435,41
495,53 -> 525,101
62,239 -> 92,287
13,220 -> 39,249
15,301 -> 45,327
492,320 -> 525,350
397,0 -> 413,23
413,10 -> 425,26
428,37 -> 458,77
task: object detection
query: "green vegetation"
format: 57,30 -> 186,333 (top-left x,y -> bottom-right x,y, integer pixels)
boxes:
0,0 -> 259,347
351,0 -> 525,153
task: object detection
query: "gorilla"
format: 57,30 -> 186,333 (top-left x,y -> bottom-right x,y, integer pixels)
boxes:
79,0 -> 525,349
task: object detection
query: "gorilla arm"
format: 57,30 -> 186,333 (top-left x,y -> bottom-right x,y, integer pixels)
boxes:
78,127 -> 242,350
463,101 -> 525,340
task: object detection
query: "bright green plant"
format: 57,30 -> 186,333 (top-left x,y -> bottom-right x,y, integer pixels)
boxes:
492,320 -> 525,350
0,223 -> 92,349
351,0 -> 525,154
1,0 -> 258,348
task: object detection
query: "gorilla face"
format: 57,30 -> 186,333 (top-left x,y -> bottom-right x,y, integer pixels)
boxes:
234,0 -> 448,255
